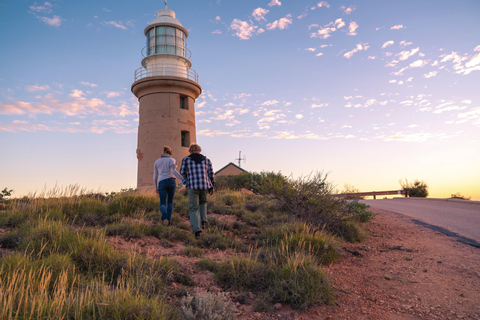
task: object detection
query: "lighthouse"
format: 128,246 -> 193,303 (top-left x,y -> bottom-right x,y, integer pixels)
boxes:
132,7 -> 202,189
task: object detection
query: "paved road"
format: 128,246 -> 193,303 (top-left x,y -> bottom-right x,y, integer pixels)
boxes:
362,198 -> 480,247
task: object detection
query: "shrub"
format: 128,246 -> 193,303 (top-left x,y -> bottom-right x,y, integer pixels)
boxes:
180,292 -> 236,320
400,179 -> 429,198
106,220 -> 151,239
269,255 -> 333,309
215,256 -> 277,292
346,201 -> 375,222
195,258 -> 219,273
266,223 -> 338,264
183,246 -> 203,258
107,194 -> 158,217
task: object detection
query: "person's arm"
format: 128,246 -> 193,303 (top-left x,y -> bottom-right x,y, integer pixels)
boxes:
170,159 -> 184,180
207,159 -> 215,195
180,158 -> 187,179
153,161 -> 158,191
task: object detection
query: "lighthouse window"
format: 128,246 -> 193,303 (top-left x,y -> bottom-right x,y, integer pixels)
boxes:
181,131 -> 190,147
156,26 -> 165,35
156,35 -> 165,44
166,46 -> 175,54
180,95 -> 188,110
166,35 -> 175,45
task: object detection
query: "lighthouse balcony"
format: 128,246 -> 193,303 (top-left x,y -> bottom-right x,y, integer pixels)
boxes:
134,64 -> 199,83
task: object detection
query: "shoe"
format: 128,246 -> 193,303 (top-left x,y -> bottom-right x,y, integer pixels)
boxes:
195,231 -> 201,239
201,221 -> 206,228
163,219 -> 169,226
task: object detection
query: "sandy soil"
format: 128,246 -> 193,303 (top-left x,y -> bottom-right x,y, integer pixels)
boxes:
106,208 -> 480,320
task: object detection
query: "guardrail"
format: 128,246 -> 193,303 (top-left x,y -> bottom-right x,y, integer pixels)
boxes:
337,190 -> 407,200
134,65 -> 199,83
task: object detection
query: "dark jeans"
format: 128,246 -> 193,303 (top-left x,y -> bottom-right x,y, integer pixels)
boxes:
158,178 -> 176,222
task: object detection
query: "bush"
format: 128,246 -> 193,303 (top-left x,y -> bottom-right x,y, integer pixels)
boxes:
107,194 -> 158,217
268,255 -> 333,310
106,220 -> 151,239
400,179 -> 429,198
257,223 -> 339,264
195,258 -> 219,273
346,201 -> 375,222
183,246 -> 203,258
180,292 -> 236,320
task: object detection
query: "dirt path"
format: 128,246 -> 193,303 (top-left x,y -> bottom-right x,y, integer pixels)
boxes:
304,208 -> 480,320
106,208 -> 480,319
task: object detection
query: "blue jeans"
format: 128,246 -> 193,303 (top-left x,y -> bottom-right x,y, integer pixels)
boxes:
158,178 -> 176,222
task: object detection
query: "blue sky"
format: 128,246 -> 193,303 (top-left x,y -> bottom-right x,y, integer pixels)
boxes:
1,0 -> 479,199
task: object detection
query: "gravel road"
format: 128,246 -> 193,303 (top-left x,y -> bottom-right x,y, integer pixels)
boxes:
362,198 -> 480,246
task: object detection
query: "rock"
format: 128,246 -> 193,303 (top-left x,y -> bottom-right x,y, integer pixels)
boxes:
383,274 -> 392,280
209,285 -> 222,293
274,303 -> 282,310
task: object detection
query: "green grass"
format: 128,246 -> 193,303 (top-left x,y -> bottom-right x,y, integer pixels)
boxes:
0,174 -> 376,316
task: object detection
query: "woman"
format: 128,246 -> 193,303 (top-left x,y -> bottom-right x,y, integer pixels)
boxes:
154,146 -> 184,225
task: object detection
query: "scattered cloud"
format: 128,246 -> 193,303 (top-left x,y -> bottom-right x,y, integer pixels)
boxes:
252,8 -> 269,21
266,14 -> 292,30
344,42 -> 369,59
26,85 -> 51,92
400,40 -> 413,47
340,5 -> 356,14
382,40 -> 394,49
312,1 -> 330,10
230,19 -> 258,40
306,48 -> 316,52
29,2 -> 53,13
212,30 -> 222,34
268,0 -> 281,7
38,15 -> 62,27
316,52 -> 324,57
391,24 -> 406,30
295,114 -> 303,119
104,21 -> 127,30
215,16 -> 221,21
347,21 -> 358,36
80,82 -> 97,88
423,71 -> 438,78
106,91 -> 121,98
310,18 -> 345,39
409,59 -> 428,68
311,103 -> 328,108
261,100 -> 279,106
397,47 -> 419,61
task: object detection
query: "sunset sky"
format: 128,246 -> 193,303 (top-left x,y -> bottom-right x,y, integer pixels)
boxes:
1,0 -> 479,200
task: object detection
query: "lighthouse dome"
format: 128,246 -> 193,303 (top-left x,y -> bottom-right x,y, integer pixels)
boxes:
144,9 -> 188,37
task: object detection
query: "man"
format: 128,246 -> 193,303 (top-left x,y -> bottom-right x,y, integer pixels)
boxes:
180,143 -> 214,238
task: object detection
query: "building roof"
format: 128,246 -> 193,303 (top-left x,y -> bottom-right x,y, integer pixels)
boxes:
215,162 -> 247,175
144,9 -> 188,36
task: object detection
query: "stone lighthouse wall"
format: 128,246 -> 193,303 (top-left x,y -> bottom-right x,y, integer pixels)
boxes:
132,76 -> 202,189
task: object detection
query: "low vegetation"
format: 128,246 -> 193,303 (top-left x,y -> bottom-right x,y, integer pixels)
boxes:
0,172 -> 375,319
400,179 -> 429,198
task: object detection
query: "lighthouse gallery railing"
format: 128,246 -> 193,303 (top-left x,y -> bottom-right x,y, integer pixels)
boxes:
134,65 -> 199,83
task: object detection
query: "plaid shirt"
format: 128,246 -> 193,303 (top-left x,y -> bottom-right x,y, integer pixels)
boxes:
180,154 -> 215,190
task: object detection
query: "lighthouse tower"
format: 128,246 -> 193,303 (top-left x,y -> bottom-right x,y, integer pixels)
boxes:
132,7 -> 202,189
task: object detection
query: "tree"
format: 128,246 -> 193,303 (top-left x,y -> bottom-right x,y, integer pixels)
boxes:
399,179 -> 428,198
